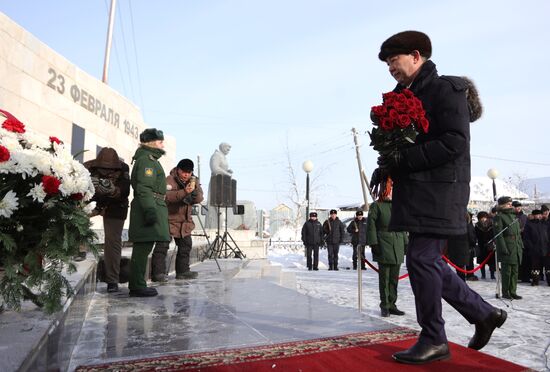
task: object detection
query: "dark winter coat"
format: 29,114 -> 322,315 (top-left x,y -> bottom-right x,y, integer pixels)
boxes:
523,219 -> 549,257
323,217 -> 345,244
388,60 -> 471,236
84,148 -> 130,220
493,208 -> 523,264
366,201 -> 407,265
301,219 -> 324,246
347,217 -> 368,246
475,220 -> 494,262
165,167 -> 204,238
128,145 -> 170,243
447,220 -> 476,267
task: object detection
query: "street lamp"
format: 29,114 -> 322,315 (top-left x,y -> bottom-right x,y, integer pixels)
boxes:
302,160 -> 314,221
487,168 -> 499,201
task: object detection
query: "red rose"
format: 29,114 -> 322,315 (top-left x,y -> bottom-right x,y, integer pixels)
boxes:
388,109 -> 399,122
393,101 -> 407,113
419,117 -> 429,133
0,145 -> 10,162
402,89 -> 414,98
397,114 -> 411,128
49,136 -> 62,144
380,117 -> 393,131
42,175 -> 61,195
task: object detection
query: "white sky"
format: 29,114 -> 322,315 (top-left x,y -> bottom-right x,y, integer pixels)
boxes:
2,1 -> 550,209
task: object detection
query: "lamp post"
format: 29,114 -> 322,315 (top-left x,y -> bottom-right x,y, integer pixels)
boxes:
302,160 -> 314,221
487,168 -> 501,298
487,168 -> 499,201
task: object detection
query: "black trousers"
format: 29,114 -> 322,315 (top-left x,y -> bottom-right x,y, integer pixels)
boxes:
352,244 -> 366,269
327,243 -> 340,269
305,245 -> 319,270
407,234 -> 493,345
152,236 -> 193,276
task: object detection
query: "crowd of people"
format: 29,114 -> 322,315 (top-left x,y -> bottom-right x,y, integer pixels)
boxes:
84,129 -> 203,298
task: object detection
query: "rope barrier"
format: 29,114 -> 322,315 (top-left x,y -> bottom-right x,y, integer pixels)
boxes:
362,258 -> 409,280
363,249 -> 496,279
442,250 -> 495,274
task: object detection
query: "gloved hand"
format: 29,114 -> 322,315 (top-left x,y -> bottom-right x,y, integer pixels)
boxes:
377,149 -> 402,170
144,209 -> 157,226
370,244 -> 380,255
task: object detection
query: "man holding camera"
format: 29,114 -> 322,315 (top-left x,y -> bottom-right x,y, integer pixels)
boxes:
85,147 -> 130,293
151,158 -> 204,281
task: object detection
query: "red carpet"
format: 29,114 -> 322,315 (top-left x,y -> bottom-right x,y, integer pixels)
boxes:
76,327 -> 533,372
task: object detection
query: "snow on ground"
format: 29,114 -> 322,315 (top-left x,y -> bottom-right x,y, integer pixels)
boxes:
268,244 -> 550,371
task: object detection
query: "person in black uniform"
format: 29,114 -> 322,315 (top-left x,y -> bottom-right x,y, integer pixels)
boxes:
347,210 -> 368,270
323,209 -> 345,270
301,212 -> 323,271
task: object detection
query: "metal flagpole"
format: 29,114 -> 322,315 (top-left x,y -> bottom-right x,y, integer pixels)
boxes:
102,0 -> 117,84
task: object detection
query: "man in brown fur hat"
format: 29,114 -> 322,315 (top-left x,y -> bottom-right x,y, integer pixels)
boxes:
374,30 -> 506,365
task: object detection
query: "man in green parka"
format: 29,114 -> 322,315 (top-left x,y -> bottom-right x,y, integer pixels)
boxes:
128,128 -> 170,297
367,181 -> 408,317
493,196 -> 523,300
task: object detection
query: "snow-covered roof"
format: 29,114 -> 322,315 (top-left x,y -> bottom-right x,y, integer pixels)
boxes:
470,176 -> 529,202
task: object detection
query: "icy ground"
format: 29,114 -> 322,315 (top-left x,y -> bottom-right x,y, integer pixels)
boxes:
268,244 -> 550,371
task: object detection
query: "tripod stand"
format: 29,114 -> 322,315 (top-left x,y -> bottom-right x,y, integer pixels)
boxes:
202,205 -> 246,260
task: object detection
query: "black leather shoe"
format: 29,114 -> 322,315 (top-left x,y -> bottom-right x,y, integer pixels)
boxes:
501,293 -> 512,299
129,287 -> 158,297
468,308 -> 507,350
389,308 -> 405,316
107,283 -> 119,293
511,294 -> 522,300
381,308 -> 390,317
393,341 -> 450,364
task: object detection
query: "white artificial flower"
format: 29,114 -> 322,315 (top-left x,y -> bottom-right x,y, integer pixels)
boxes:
0,135 -> 21,152
10,149 -> 37,177
83,201 -> 96,214
0,190 -> 19,218
27,183 -> 47,203
24,129 -> 51,149
26,147 -> 53,176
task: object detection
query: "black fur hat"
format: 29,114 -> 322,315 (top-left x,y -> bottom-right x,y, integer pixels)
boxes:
497,196 -> 513,205
139,128 -> 164,143
378,31 -> 432,61
177,158 -> 194,172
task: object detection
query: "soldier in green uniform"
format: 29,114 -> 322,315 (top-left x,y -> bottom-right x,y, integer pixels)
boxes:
366,181 -> 408,317
128,128 -> 170,297
493,196 -> 523,300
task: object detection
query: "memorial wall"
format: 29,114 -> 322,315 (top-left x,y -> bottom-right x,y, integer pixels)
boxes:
0,12 -> 175,172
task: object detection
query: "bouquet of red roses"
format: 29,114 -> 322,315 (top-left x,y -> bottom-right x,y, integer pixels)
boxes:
368,89 -> 429,197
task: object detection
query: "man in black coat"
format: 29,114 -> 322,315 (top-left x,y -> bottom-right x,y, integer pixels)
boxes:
323,209 -> 345,270
523,210 -> 549,286
375,30 -> 506,365
301,212 -> 323,271
347,210 -> 368,270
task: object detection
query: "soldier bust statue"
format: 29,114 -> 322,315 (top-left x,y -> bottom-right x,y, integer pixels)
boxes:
209,142 -> 233,177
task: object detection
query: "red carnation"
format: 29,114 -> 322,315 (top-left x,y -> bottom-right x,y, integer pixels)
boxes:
0,109 -> 26,133
42,175 -> 61,195
0,145 -> 10,162
49,136 -> 62,145
70,193 -> 84,201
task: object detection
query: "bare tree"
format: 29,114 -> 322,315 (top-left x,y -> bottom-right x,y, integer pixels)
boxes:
283,140 -> 326,240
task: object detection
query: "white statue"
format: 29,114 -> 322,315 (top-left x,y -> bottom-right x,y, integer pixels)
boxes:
209,142 -> 233,177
